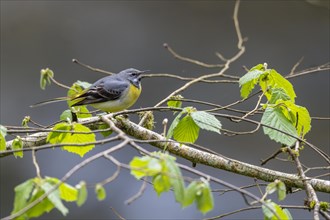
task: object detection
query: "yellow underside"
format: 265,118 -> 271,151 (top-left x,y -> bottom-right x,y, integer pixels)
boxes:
91,84 -> 141,112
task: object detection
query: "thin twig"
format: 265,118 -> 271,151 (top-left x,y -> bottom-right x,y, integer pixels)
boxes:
163,43 -> 224,68
49,77 -> 71,90
260,148 -> 284,166
72,59 -> 113,75
32,149 -> 41,179
287,146 -> 320,220
125,177 -> 147,205
110,207 -> 126,220
289,57 -> 304,75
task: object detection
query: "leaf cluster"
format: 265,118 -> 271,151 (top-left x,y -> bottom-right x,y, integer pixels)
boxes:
130,152 -> 214,214
239,64 -> 311,146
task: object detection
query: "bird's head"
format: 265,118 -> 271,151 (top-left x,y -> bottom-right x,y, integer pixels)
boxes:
119,68 -> 149,88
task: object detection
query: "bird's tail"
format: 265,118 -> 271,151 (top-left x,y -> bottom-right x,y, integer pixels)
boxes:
30,97 -> 69,108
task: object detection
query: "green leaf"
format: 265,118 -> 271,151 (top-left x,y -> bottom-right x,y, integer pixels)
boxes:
0,125 -> 7,151
47,122 -> 96,157
266,180 -> 286,201
21,116 -> 30,127
191,111 -> 221,134
71,105 -> 92,119
45,177 -> 78,202
152,174 -> 171,196
130,156 -> 162,179
60,110 -> 73,122
97,123 -> 113,137
76,80 -> 92,89
76,181 -> 88,207
11,179 -> 35,218
67,83 -> 85,107
277,181 -> 286,201
12,136 -> 23,158
239,64 -> 266,98
195,180 -> 214,214
280,101 -> 311,137
173,115 -> 200,143
167,110 -> 186,139
261,107 -> 298,146
260,69 -> 296,102
0,133 -> 6,151
11,178 -> 55,219
95,184 -> 106,201
183,181 -> 199,207
283,208 -> 293,220
167,95 -> 183,109
26,188 -> 54,219
269,88 -> 291,104
269,70 -> 296,102
262,200 -> 292,220
40,181 -> 68,216
40,68 -> 54,90
165,156 -> 185,204
266,182 -> 277,194
0,124 -> 7,136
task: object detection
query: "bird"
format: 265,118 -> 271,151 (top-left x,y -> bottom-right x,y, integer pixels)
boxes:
32,68 -> 147,112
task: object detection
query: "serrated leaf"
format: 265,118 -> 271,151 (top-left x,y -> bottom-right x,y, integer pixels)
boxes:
26,189 -> 54,219
183,181 -> 200,207
269,88 -> 291,104
266,182 -> 277,194
239,64 -> 266,98
261,70 -> 296,102
47,122 -> 96,157
60,110 -> 73,122
153,174 -> 171,196
0,133 -> 6,151
261,107 -> 297,146
130,156 -> 162,179
195,181 -> 214,214
40,181 -> 68,216
11,179 -> 35,217
280,101 -> 311,137
76,181 -> 87,207
95,184 -> 106,201
165,156 -> 185,204
12,178 -> 56,219
173,115 -> 200,143
130,156 -> 150,179
167,95 -> 183,109
277,181 -> 286,201
262,201 -> 291,220
45,177 -> 78,202
167,94 -> 183,109
191,111 -> 221,134
12,136 -> 23,158
40,68 -> 54,90
47,122 -> 71,143
167,110 -> 186,139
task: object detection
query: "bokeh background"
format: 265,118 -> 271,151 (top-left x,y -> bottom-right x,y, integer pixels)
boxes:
1,1 -> 329,219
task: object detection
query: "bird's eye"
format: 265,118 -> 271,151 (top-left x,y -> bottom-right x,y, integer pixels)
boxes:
131,72 -> 138,77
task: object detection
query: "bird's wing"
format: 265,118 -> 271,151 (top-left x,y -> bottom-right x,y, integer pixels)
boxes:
71,77 -> 129,106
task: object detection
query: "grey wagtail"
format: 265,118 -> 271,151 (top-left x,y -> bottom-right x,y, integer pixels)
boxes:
32,68 -> 147,112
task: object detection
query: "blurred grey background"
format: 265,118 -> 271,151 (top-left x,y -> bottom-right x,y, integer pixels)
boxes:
1,1 -> 329,219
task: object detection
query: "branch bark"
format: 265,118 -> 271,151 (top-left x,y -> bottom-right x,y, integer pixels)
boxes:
5,115 -> 330,194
